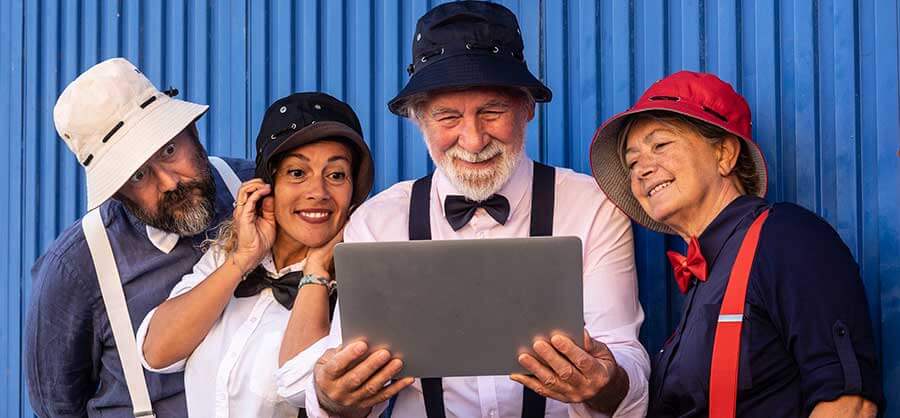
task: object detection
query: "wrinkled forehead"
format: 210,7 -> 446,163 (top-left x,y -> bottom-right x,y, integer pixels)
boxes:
424,86 -> 525,110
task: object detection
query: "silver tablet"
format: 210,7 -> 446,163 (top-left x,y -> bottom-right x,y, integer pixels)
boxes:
334,236 -> 584,378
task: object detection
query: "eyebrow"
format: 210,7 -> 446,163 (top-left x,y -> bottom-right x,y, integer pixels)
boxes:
478,99 -> 510,110
282,153 -> 350,164
624,128 -> 676,156
430,106 -> 461,118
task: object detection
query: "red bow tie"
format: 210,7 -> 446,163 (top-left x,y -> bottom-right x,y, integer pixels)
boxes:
666,237 -> 708,293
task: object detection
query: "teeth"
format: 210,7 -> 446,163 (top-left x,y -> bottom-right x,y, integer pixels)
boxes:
648,181 -> 672,197
299,211 -> 330,219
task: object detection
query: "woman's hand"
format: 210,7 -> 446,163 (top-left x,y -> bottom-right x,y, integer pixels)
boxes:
305,229 -> 344,279
230,179 -> 276,274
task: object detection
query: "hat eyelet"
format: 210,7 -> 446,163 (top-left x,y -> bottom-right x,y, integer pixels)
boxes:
310,120 -> 317,125
270,134 -> 277,140
416,33 -> 422,42
492,46 -> 499,53
440,48 -> 444,55
421,56 -> 427,63
290,123 -> 297,129
314,104 -> 322,110
465,43 -> 472,50
279,106 -> 287,113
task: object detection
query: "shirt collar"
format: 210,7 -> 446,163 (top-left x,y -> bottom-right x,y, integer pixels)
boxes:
433,156 -> 532,226
146,225 -> 180,254
259,252 -> 307,278
697,195 -> 770,267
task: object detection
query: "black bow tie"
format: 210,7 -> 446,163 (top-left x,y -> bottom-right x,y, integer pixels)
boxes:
234,266 -> 302,310
444,194 -> 510,231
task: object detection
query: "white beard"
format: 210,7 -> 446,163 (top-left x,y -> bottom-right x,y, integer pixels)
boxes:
428,138 -> 524,202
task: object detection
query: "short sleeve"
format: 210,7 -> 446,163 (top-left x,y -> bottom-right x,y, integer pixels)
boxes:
755,204 -> 883,414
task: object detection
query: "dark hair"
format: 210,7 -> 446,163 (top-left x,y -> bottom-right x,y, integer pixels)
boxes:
616,110 -> 760,196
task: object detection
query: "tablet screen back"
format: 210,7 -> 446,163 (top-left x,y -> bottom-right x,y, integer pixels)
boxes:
334,236 -> 583,378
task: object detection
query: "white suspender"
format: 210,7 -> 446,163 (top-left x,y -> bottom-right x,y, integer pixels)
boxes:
83,209 -> 155,418
208,156 -> 242,199
81,157 -> 241,418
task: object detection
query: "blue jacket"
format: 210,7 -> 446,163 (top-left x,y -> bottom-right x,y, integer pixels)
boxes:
25,157 -> 254,418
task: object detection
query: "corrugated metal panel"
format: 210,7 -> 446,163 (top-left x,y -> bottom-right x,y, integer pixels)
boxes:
2,1 -> 897,416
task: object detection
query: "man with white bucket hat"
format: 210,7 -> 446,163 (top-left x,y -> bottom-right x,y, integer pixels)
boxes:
24,58 -> 254,417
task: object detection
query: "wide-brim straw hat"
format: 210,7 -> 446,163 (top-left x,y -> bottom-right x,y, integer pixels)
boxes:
589,71 -> 768,234
54,58 -> 208,210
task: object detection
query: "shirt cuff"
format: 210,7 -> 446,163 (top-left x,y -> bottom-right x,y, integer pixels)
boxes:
295,338 -> 390,418
607,346 -> 650,418
276,333 -> 341,409
135,307 -> 186,374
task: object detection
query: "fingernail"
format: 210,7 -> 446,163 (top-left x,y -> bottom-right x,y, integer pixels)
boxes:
551,335 -> 565,346
353,342 -> 367,354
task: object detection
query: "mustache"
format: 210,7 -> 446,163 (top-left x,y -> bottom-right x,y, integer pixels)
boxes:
445,141 -> 503,163
159,179 -> 209,209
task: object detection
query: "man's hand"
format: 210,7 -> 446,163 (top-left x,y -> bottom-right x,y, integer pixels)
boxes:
314,341 -> 415,418
511,330 -> 630,415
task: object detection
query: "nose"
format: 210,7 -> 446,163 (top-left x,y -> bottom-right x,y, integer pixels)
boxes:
633,156 -> 656,180
304,175 -> 331,201
153,165 -> 180,193
456,115 -> 490,154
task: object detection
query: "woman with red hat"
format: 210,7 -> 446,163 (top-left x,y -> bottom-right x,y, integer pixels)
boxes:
589,71 -> 882,417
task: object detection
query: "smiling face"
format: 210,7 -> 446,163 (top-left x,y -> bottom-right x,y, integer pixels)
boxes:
271,140 -> 354,249
623,117 -> 743,236
415,87 -> 534,202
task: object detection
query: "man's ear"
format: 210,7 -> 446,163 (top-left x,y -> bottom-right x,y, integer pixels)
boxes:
717,135 -> 742,177
524,101 -> 536,122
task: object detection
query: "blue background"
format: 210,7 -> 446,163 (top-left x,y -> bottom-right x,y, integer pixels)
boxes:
1,0 -> 898,416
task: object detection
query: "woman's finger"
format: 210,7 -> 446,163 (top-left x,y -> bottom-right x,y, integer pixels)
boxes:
240,184 -> 271,219
235,179 -> 266,204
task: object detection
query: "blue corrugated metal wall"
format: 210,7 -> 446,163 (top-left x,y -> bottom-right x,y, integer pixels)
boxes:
1,1 -> 898,416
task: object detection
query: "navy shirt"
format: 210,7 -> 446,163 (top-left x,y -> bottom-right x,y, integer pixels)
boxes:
25,157 -> 254,418
649,196 -> 883,417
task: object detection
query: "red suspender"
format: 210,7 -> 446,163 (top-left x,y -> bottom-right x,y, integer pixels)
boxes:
708,209 -> 770,418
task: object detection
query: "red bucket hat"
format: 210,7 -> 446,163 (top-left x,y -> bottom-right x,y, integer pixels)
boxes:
589,71 -> 768,234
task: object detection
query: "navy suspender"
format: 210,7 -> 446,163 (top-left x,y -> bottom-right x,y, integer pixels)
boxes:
408,162 -> 555,418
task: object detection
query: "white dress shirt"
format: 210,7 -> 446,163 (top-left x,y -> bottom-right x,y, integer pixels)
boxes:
290,158 -> 650,418
136,248 -> 315,418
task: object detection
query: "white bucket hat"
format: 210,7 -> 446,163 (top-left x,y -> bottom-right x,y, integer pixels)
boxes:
54,57 -> 209,210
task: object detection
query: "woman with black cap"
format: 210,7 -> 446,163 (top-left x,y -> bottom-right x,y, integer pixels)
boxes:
589,71 -> 882,417
136,92 -> 374,417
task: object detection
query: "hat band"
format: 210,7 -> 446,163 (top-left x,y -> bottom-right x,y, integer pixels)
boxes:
82,87 -> 181,167
407,42 -> 525,76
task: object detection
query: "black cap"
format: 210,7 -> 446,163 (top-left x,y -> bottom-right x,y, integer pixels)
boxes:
254,92 -> 374,208
388,1 -> 552,116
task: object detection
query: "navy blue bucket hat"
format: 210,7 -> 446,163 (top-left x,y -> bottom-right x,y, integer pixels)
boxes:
388,0 -> 552,116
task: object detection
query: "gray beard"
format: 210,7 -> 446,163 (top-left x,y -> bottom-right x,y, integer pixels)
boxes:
120,162 -> 217,237
430,139 -> 524,202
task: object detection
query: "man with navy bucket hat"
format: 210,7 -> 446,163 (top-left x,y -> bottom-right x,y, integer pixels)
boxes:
291,2 -> 650,417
